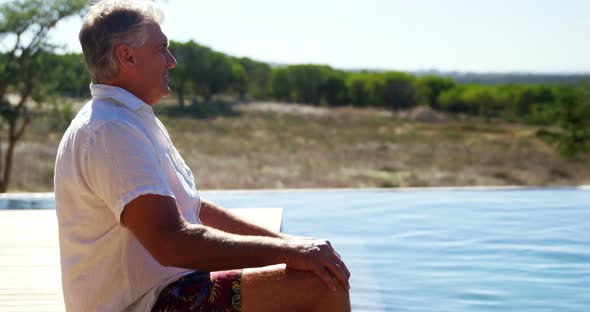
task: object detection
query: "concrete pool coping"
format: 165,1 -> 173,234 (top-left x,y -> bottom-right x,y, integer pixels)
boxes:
0,185 -> 587,201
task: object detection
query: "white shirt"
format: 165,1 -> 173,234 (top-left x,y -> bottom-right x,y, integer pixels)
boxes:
54,84 -> 200,311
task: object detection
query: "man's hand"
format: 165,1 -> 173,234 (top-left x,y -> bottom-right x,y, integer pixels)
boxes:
123,195 -> 351,287
283,239 -> 351,291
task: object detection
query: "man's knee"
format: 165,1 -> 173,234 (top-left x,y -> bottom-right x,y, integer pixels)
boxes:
284,267 -> 350,311
316,284 -> 350,311
242,265 -> 350,312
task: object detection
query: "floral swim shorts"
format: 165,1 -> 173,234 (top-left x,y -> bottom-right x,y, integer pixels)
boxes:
151,269 -> 242,312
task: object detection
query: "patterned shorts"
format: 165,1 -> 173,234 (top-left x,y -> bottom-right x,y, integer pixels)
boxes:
151,270 -> 242,312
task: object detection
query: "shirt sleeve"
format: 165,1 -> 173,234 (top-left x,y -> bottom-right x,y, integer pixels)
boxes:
84,120 -> 175,223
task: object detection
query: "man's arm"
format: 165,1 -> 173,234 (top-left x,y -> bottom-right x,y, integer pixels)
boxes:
121,194 -> 350,291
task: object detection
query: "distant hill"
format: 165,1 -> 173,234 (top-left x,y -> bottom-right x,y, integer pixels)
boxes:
270,62 -> 590,85
411,70 -> 590,85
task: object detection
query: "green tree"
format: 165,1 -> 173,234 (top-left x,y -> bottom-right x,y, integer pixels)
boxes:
346,73 -> 370,107
169,41 -> 240,104
236,57 -> 272,100
40,52 -> 89,98
346,72 -> 383,107
229,61 -> 247,101
551,83 -> 590,157
271,67 -> 292,102
381,71 -> 419,110
503,85 -> 554,122
287,65 -> 329,105
169,40 -> 195,107
0,0 -> 87,192
191,49 -> 243,103
418,75 -> 455,110
439,85 -> 505,120
461,86 -> 498,121
320,76 -> 348,106
198,51 -> 233,102
438,86 -> 471,114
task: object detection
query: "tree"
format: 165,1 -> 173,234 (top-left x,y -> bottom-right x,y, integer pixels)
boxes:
320,75 -> 348,106
271,68 -> 292,102
551,83 -> 590,157
169,41 -> 240,104
235,63 -> 249,101
381,71 -> 419,111
418,75 -> 455,110
200,52 -> 240,102
461,86 -> 498,121
236,57 -> 272,100
504,85 -> 554,122
438,86 -> 470,114
169,41 -> 195,107
286,65 -> 329,105
346,73 -> 370,107
345,72 -> 384,107
0,0 -> 87,192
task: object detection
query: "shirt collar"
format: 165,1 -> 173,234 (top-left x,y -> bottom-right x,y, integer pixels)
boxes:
90,83 -> 150,112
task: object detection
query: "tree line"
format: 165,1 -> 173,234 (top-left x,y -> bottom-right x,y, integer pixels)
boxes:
166,41 -> 587,128
166,40 -> 589,158
28,41 -> 589,125
4,40 -> 590,158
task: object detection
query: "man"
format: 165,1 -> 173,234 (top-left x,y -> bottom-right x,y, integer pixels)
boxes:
54,0 -> 350,311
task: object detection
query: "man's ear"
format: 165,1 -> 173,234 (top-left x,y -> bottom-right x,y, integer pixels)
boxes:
114,44 -> 136,69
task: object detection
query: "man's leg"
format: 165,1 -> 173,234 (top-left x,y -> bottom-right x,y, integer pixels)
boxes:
241,264 -> 351,312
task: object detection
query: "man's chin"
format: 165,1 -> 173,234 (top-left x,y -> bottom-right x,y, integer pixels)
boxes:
161,86 -> 172,97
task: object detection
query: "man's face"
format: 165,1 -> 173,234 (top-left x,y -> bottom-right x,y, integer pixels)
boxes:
133,24 -> 176,105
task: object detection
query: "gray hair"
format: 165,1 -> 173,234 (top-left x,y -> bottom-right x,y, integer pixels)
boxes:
79,0 -> 163,83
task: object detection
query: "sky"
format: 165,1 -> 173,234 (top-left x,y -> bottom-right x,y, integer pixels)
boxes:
44,0 -> 590,73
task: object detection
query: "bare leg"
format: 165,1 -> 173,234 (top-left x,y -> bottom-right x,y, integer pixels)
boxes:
241,264 -> 351,312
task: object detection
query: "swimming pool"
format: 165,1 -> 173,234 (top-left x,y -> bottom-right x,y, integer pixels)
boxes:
2,187 -> 589,311
202,188 -> 590,311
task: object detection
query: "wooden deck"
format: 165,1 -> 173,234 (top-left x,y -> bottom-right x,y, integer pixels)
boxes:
0,208 -> 282,312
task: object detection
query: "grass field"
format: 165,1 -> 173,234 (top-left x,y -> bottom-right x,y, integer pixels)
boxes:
10,101 -> 590,192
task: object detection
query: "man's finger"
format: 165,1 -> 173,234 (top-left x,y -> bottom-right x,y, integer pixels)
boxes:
325,241 -> 342,259
331,254 -> 351,278
313,265 -> 337,292
324,258 -> 350,290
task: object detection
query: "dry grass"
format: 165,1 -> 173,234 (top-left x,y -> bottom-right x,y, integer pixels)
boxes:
9,101 -> 590,192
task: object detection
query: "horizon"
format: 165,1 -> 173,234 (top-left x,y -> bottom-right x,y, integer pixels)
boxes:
12,0 -> 590,74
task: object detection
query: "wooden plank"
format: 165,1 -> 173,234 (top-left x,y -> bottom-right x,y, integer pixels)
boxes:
0,208 -> 282,312
231,207 -> 283,232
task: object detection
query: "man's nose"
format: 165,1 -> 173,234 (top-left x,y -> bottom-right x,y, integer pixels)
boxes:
167,50 -> 177,68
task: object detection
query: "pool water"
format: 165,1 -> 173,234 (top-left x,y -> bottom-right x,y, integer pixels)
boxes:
3,188 -> 589,311
202,188 -> 590,311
